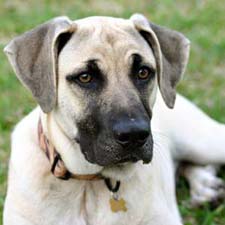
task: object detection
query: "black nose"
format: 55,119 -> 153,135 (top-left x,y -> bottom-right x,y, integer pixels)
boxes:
113,118 -> 150,147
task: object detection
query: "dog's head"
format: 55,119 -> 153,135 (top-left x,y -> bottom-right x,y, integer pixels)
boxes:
4,14 -> 190,175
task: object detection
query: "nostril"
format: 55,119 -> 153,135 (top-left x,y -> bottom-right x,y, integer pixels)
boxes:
115,133 -> 130,146
136,130 -> 149,146
138,130 -> 149,141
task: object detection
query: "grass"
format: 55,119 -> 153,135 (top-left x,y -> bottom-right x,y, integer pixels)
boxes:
0,0 -> 225,224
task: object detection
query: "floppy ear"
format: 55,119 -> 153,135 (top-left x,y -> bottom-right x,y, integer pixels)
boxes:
130,14 -> 190,108
4,17 -> 76,113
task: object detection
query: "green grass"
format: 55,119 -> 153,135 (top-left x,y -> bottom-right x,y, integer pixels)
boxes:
0,0 -> 225,224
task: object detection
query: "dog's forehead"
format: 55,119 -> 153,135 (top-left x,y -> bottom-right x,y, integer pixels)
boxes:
72,16 -> 145,48
74,16 -> 133,28
59,16 -> 155,76
75,17 -> 133,47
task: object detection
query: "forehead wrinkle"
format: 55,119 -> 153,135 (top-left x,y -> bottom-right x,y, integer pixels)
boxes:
76,25 -> 96,40
103,27 -> 131,48
94,22 -> 135,48
128,53 -> 156,70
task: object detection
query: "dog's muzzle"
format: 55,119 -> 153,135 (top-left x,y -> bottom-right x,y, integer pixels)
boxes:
77,106 -> 153,166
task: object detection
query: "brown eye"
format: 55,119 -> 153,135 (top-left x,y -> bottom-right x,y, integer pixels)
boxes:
138,67 -> 150,80
78,73 -> 92,83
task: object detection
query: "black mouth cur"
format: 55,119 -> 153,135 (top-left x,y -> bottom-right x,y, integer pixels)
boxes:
3,14 -> 225,225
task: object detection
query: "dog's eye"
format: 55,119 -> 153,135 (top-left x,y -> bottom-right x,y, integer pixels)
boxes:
137,67 -> 153,80
78,73 -> 93,83
66,71 -> 102,90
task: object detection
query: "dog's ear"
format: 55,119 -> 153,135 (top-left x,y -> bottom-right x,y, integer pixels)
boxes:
4,17 -> 76,113
130,14 -> 190,108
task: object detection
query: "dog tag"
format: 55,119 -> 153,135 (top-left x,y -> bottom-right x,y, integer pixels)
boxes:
110,193 -> 127,213
104,179 -> 127,213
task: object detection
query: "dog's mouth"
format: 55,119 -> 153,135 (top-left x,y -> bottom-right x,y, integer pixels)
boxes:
79,143 -> 153,167
117,155 -> 140,164
117,152 -> 152,165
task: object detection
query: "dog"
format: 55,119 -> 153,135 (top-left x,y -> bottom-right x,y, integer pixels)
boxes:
3,14 -> 225,225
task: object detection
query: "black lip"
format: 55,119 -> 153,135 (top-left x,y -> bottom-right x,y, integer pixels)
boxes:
117,155 -> 140,164
74,137 -> 80,144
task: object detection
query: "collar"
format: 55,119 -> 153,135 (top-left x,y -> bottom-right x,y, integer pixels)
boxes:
38,117 -> 103,181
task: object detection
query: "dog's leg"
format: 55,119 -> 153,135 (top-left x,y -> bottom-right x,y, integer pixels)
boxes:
153,93 -> 225,206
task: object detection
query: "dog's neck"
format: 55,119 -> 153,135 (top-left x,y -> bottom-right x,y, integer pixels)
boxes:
38,117 -> 103,180
40,111 -> 103,177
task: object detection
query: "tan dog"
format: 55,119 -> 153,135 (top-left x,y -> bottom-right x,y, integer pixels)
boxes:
3,14 -> 225,225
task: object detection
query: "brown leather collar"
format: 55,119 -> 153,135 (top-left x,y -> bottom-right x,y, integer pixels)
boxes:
38,118 -> 103,181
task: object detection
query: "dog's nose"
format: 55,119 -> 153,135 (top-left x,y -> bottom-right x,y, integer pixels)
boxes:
113,119 -> 150,147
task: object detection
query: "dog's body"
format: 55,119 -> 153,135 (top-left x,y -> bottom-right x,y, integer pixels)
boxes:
3,15 -> 225,225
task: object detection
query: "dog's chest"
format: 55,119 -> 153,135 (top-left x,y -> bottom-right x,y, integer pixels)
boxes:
84,180 -> 152,225
39,175 -> 153,225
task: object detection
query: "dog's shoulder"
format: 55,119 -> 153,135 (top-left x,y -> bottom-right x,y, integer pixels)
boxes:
12,107 -> 40,141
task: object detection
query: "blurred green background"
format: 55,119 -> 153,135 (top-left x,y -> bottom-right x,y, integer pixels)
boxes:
0,0 -> 225,224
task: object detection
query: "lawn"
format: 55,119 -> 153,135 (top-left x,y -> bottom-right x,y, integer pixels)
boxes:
0,0 -> 225,224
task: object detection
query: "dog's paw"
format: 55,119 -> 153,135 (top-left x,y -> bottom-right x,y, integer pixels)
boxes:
183,165 -> 225,207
